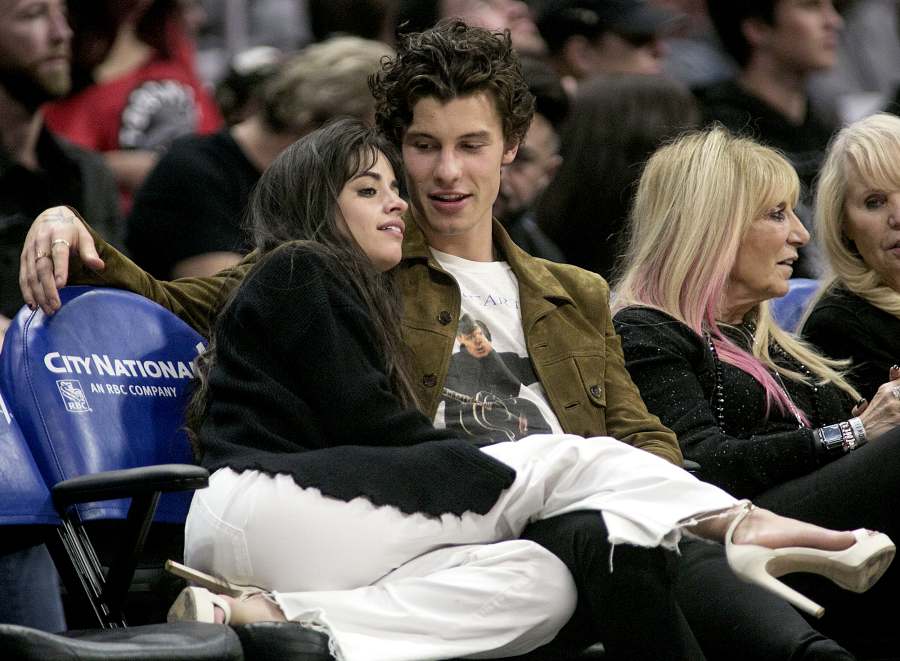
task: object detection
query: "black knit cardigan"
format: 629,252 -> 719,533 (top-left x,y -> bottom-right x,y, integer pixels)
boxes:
197,242 -> 514,517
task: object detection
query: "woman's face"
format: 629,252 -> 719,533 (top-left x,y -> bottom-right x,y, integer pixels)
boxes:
724,201 -> 810,321
336,151 -> 408,272
843,169 -> 900,290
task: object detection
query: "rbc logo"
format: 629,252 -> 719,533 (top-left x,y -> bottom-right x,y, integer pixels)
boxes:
56,380 -> 91,413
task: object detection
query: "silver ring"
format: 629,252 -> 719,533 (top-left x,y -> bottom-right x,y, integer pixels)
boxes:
51,238 -> 71,250
35,251 -> 49,261
892,387 -> 900,401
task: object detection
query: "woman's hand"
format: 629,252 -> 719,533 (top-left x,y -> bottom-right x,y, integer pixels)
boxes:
19,206 -> 104,315
857,372 -> 900,441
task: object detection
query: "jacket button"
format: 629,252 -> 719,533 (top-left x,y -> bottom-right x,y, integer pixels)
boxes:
423,373 -> 437,388
589,385 -> 602,397
437,310 -> 452,325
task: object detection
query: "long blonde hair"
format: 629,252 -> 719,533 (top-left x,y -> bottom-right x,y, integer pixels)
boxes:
614,127 -> 859,415
814,112 -> 900,318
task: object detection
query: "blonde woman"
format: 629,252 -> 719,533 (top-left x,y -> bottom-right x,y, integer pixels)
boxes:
612,127 -> 900,659
802,113 -> 900,402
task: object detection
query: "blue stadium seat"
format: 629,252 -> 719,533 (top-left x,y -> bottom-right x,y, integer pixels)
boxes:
0,288 -> 328,660
0,287 -> 210,628
770,278 -> 821,332
0,286 -> 205,524
0,386 -> 66,632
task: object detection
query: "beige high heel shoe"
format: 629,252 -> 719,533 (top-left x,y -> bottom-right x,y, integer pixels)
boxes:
165,559 -> 262,599
725,503 -> 895,618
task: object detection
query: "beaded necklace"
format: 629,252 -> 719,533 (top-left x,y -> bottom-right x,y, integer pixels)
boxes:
704,321 -> 817,430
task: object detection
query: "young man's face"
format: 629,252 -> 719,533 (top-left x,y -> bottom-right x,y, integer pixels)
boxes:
758,0 -> 843,73
0,0 -> 72,103
402,92 -> 519,258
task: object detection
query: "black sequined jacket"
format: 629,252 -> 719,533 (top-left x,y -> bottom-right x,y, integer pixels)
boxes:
802,284 -> 900,403
614,306 -> 855,499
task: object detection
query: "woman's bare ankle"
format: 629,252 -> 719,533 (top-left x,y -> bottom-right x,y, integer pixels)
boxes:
228,593 -> 287,625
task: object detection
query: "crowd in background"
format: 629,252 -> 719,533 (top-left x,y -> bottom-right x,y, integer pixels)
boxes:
3,0 -> 900,340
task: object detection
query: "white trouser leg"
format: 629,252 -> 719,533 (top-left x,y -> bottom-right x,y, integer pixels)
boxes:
184,434 -> 736,660
479,433 -> 737,549
269,541 -> 577,661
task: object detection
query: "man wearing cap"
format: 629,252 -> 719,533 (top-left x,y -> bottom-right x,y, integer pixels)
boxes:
537,0 -> 679,93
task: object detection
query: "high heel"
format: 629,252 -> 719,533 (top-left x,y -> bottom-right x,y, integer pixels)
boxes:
725,502 -> 896,618
165,559 -> 262,599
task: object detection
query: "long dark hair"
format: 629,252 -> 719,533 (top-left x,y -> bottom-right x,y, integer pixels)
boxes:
536,74 -> 699,280
186,118 -> 417,453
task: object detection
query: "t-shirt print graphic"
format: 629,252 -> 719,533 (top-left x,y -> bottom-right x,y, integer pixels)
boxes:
442,315 -> 552,443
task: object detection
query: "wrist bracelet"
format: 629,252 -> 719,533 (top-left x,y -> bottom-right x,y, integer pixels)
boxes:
817,423 -> 850,456
838,420 -> 856,450
848,417 -> 868,448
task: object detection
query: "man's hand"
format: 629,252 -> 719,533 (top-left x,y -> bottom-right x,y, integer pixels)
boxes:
19,206 -> 105,315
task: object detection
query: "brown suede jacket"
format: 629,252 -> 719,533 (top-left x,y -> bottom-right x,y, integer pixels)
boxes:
72,211 -> 682,465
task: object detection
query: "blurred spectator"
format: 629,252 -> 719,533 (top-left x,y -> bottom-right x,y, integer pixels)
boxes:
214,44 -> 282,126
700,0 -> 842,189
536,74 -> 699,279
651,0 -> 737,88
808,0 -> 900,126
397,0 -> 546,54
0,0 -> 120,341
700,0 -> 844,278
42,0 -> 222,212
0,0 -> 120,631
309,0 -> 398,44
192,0 -> 311,85
177,0 -> 208,40
536,0 -> 680,95
125,36 -> 392,279
494,56 -> 567,260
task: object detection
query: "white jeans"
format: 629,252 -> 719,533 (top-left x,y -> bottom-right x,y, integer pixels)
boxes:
184,434 -> 737,661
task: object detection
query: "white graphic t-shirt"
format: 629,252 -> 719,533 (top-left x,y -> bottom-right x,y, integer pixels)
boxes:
431,248 -> 563,444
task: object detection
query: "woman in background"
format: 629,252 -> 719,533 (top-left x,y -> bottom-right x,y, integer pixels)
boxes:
802,112 -> 900,402
536,74 -> 699,279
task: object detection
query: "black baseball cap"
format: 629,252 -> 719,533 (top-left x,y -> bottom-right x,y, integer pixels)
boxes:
538,0 -> 680,52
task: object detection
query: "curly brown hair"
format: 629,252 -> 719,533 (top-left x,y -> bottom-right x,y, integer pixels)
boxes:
369,19 -> 534,148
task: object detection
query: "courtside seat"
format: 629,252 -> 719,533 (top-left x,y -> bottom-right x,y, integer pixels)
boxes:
0,387 -> 58,528
770,278 -> 820,332
0,386 -> 67,632
0,287 -> 330,660
0,286 -> 205,525
0,286 -> 210,628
